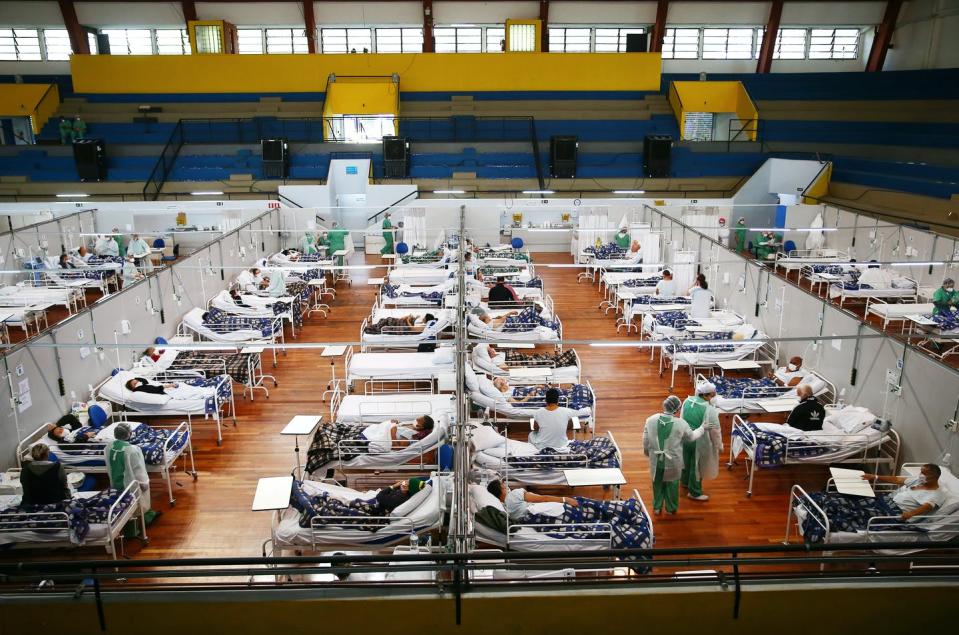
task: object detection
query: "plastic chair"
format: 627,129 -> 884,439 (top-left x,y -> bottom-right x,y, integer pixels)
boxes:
155,336 -> 168,345
783,240 -> 797,254
87,404 -> 109,428
511,237 -> 524,249
396,242 -> 409,255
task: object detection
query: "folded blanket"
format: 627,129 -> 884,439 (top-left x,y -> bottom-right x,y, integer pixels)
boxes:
511,384 -> 593,409
800,491 -> 909,543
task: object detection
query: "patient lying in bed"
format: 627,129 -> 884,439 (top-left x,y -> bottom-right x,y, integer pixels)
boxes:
364,314 -> 438,335
360,416 -> 435,453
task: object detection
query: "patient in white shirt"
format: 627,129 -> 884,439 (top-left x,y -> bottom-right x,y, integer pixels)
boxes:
529,388 -> 577,451
773,356 -> 808,387
655,269 -> 677,297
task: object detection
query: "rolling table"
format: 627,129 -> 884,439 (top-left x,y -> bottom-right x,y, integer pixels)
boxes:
253,476 -> 294,512
563,467 -> 626,499
282,415 -> 322,477
757,398 -> 800,413
716,360 -> 761,376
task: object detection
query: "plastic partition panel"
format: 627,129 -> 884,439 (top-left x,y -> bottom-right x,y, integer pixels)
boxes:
897,348 -> 959,464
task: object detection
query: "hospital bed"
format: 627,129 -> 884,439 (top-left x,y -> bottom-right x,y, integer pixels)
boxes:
618,295 -> 692,335
704,371 -> 835,414
329,385 -> 454,424
270,472 -> 450,553
178,307 -> 285,367
643,309 -> 746,341
827,272 -> 918,307
467,377 -> 596,428
476,263 -> 535,283
387,267 -> 453,287
344,346 -> 457,392
44,264 -> 119,296
136,338 -> 276,400
0,305 -> 50,338
477,295 -> 555,320
94,369 -> 236,446
656,325 -> 773,389
786,463 -> 959,552
729,406 -> 901,497
470,425 -> 620,486
598,270 -> 663,313
774,249 -> 849,279
305,414 -> 450,479
0,283 -> 82,314
800,263 -> 860,296
16,419 -> 196,506
469,482 -> 653,558
865,301 -> 936,330
210,289 -> 304,338
472,346 -> 582,385
359,307 -> 454,350
0,480 -> 144,559
475,248 -> 531,264
399,249 -> 455,266
905,313 -> 959,360
466,311 -> 562,345
379,280 -> 459,308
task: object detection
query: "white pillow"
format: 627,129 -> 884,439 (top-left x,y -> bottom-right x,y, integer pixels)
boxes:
432,347 -> 454,365
389,483 -> 433,518
732,324 -> 756,340
477,375 -> 501,400
471,424 -> 505,452
469,483 -> 506,513
826,406 -> 876,434
800,374 -> 827,395
464,365 -> 479,392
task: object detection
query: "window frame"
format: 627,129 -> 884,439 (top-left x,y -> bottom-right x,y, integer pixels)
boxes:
701,26 -> 755,60
0,28 -> 42,61
661,27 -> 701,59
374,27 -> 423,53
320,27 -> 373,54
433,25 -> 483,53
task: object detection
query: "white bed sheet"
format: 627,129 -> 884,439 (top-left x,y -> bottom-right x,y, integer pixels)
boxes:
348,352 -> 455,380
336,394 -> 454,423
183,307 -> 268,342
98,370 -> 216,414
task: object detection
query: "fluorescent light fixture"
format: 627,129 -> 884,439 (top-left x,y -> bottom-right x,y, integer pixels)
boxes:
891,261 -> 945,267
590,342 -> 645,348
522,190 -> 555,195
613,190 -> 646,195
56,193 -> 89,198
190,191 -> 224,196
750,227 -> 837,233
433,190 -> 466,194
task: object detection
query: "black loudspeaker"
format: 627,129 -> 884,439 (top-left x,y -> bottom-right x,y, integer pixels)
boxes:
73,138 -> 107,182
383,136 -> 410,178
625,33 -> 648,52
549,135 -> 578,179
261,138 -> 289,179
643,134 -> 672,178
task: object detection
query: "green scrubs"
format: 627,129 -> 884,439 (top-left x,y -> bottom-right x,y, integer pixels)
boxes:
300,234 -> 317,255
680,397 -> 708,497
653,415 -> 679,514
755,233 -> 781,260
614,231 -> 630,250
932,287 -> 959,316
58,119 -> 73,144
113,234 -> 126,258
380,217 -> 394,255
328,229 -> 348,266
72,118 -> 87,141
733,224 -> 747,252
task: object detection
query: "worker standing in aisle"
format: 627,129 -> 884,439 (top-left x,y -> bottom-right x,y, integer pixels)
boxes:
381,212 -> 395,256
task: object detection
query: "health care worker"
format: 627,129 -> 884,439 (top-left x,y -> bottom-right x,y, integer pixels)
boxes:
679,381 -> 724,502
643,395 -> 713,515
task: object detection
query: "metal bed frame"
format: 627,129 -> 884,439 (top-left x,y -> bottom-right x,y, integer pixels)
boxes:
138,341 -> 276,401
0,283 -> 83,314
658,337 -> 777,391
828,275 -> 919,308
342,346 -> 455,395
177,312 -> 285,368
473,380 -> 598,430
730,412 -> 901,497
699,370 -> 835,416
16,420 -> 197,506
0,479 -> 145,560
774,249 -> 850,280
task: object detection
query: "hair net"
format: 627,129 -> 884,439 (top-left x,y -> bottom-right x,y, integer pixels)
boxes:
663,395 -> 682,414
115,422 -> 131,440
696,381 -> 717,396
944,278 -> 955,287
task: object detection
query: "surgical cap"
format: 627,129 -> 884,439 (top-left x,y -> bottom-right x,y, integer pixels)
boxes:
944,278 -> 955,287
663,395 -> 682,414
696,381 -> 717,396
115,423 -> 131,440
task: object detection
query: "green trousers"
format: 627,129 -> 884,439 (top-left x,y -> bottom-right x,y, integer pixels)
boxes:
680,440 -> 703,497
652,462 -> 679,513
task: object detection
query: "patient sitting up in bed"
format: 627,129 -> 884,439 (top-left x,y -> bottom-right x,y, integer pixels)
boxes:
860,464 -> 946,522
472,343 -> 508,373
47,413 -> 93,443
772,356 -> 808,386
360,416 -> 435,453
530,388 -> 578,451
783,384 -> 826,432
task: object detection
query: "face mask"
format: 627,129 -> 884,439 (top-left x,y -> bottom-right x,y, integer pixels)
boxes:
396,427 -> 415,440
709,397 -> 718,406
915,475 -> 927,486
787,363 -> 798,372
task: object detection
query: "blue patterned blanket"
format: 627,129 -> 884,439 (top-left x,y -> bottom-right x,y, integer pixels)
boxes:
834,281 -> 872,291
513,277 -> 543,289
477,249 -> 529,261
622,276 -> 662,288
712,376 -> 788,399
799,492 -> 917,544
653,311 -> 696,330
203,308 -> 276,338
732,422 -> 830,468
506,437 -> 618,469
929,313 -> 959,331
290,481 -> 416,530
584,243 -> 626,260
382,283 -> 444,306
631,295 -> 691,306
511,384 -> 593,410
503,307 -> 559,333
673,331 -> 736,353
50,423 -> 190,465
0,488 -> 135,544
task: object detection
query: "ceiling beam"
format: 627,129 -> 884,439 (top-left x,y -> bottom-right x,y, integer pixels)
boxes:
57,0 -> 89,55
422,0 -> 434,53
755,0 -> 783,74
303,0 -> 316,54
539,0 -> 549,52
181,0 -> 197,24
866,0 -> 903,72
649,0 -> 668,53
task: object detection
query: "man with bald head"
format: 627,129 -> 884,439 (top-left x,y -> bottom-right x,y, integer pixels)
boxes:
773,356 -> 807,387
785,384 -> 826,432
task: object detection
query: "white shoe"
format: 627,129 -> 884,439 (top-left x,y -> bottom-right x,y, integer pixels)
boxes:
688,493 -> 710,501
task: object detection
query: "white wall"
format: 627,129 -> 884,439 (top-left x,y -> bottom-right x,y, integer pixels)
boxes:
314,2 -> 421,26
432,1 -> 539,23
76,2 -> 184,27
196,2 -> 303,26
885,0 -> 959,70
550,1 -> 657,24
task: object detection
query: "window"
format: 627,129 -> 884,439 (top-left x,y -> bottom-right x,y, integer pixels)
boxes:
507,23 -> 537,52
434,27 -> 482,52
265,28 -> 309,54
375,27 -> 422,53
102,29 -> 153,55
662,28 -> 699,59
87,32 -> 98,55
237,29 -> 264,54
321,28 -> 373,53
0,28 -> 41,61
548,27 -> 590,52
485,26 -> 505,52
809,28 -> 859,59
42,29 -> 72,60
155,29 -> 190,55
702,28 -> 754,59
594,27 -> 646,53
755,27 -> 807,59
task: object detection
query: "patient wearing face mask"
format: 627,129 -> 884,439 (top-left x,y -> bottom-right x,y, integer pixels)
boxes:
773,356 -> 808,387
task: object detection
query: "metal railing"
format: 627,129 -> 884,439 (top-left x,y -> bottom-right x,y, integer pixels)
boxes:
726,116 -> 763,151
142,120 -> 185,201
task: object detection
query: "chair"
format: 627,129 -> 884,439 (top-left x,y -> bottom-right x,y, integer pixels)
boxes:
783,240 -> 797,254
153,238 -> 176,263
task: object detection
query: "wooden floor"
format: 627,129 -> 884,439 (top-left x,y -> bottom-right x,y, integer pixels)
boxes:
2,252 -> 855,563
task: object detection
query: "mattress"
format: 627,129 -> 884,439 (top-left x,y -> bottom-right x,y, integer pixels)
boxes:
99,370 -> 216,415
41,422 -> 184,467
868,303 -> 935,319
388,268 -> 452,286
336,394 -> 454,423
183,307 -> 267,342
472,518 -> 612,551
316,420 -> 449,471
211,292 -> 273,318
0,490 -> 133,546
829,286 -> 917,299
665,341 -> 765,366
361,316 -> 452,344
273,478 -> 445,548
467,324 -> 558,341
469,391 -> 591,421
348,352 -> 455,380
734,421 -> 883,464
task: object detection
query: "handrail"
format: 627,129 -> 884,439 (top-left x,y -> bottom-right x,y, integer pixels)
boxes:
367,189 -> 418,224
142,119 -> 185,201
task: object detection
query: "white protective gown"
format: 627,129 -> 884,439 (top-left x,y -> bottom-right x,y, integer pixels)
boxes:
642,413 -> 706,482
105,442 -> 151,512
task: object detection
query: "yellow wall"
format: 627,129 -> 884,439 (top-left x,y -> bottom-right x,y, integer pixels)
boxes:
802,162 -> 833,203
670,80 -> 758,141
70,53 -> 662,94
0,83 -> 60,133
324,78 -> 399,116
